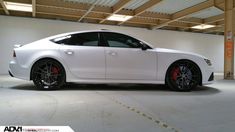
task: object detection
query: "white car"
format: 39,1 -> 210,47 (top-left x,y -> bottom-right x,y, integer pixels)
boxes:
9,30 -> 214,91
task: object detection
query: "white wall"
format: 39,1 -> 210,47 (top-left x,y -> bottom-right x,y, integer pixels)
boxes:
0,15 -> 224,74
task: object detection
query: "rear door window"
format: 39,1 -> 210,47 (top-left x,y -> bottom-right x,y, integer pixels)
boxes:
52,32 -> 99,47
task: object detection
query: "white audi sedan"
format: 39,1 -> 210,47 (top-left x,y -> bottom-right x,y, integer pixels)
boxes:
9,30 -> 214,91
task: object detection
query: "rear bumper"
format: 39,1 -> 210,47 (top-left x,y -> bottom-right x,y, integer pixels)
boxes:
8,70 -> 14,77
9,60 -> 30,80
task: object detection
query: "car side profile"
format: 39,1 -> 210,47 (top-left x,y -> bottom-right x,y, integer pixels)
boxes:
9,30 -> 214,91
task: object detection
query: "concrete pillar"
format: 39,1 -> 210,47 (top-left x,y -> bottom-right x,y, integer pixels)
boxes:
224,0 -> 234,79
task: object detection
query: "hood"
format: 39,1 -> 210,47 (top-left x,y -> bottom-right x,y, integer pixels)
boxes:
153,48 -> 207,59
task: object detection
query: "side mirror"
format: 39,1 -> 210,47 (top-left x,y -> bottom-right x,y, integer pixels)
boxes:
141,44 -> 148,50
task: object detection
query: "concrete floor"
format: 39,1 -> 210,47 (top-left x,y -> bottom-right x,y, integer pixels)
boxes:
0,75 -> 235,132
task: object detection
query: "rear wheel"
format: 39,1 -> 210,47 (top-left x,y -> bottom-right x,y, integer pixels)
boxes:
31,59 -> 65,90
166,60 -> 201,91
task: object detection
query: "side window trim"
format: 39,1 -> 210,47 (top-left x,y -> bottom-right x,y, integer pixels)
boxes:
99,32 -> 109,47
51,32 -> 152,49
102,32 -> 142,49
97,32 -> 107,47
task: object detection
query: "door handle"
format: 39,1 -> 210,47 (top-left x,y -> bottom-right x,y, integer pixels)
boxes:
110,52 -> 117,56
106,51 -> 117,56
64,49 -> 74,55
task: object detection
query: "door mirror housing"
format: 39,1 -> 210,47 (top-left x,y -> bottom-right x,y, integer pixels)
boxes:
141,44 -> 148,50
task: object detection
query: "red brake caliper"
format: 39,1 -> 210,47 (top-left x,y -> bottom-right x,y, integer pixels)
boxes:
171,67 -> 180,81
51,66 -> 60,74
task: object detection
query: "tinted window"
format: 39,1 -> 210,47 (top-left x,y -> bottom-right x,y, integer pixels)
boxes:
52,35 -> 71,44
53,32 -> 99,46
102,32 -> 141,48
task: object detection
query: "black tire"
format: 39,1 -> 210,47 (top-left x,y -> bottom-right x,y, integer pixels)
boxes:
166,60 -> 201,91
31,59 -> 65,90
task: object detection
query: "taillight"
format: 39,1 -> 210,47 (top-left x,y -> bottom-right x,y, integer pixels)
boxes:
13,50 -> 16,57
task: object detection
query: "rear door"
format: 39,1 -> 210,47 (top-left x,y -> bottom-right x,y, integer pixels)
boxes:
56,32 -> 105,79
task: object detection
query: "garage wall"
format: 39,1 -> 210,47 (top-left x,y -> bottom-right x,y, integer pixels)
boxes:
0,15 -> 224,75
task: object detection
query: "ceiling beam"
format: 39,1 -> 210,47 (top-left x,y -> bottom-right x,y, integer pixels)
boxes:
180,17 -> 203,24
214,4 -> 224,11
37,11 -> 81,19
36,4 -> 86,17
37,11 -> 105,20
2,0 -> 30,4
134,0 -> 162,16
204,13 -> 224,23
37,0 -> 91,11
152,0 -> 215,29
214,0 -> 225,11
0,0 -> 9,15
119,0 -> 162,25
36,2 -> 205,25
35,9 -> 198,29
78,0 -> 98,22
167,22 -> 193,29
125,19 -> 194,28
138,11 -> 170,20
112,0 -> 131,13
34,0 -> 224,33
203,26 -> 224,33
99,0 -> 132,24
138,12 -> 204,24
32,0 -> 36,17
216,20 -> 224,25
173,0 -> 223,19
37,4 -> 165,21
126,17 -> 159,25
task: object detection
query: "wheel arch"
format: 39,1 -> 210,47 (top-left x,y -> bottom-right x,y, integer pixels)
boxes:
30,57 -> 67,81
165,59 -> 202,86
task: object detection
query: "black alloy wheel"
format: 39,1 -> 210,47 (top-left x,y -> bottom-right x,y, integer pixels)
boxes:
166,60 -> 201,91
31,59 -> 65,90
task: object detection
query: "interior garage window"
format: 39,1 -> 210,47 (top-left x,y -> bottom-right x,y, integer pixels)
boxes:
102,32 -> 141,48
53,32 -> 99,46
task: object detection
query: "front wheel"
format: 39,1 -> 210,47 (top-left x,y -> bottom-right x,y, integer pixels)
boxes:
31,59 -> 65,90
166,60 -> 201,91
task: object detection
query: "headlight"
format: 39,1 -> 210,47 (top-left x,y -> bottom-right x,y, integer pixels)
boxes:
204,59 -> 212,66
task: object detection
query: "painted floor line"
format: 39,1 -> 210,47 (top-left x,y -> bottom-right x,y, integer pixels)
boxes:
96,92 -> 180,132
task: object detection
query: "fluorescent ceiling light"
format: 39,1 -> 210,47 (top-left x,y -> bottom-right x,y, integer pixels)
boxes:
4,2 -> 32,12
191,24 -> 215,30
107,14 -> 133,22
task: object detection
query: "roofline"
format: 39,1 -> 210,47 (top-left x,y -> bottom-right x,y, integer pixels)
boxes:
44,30 -> 154,48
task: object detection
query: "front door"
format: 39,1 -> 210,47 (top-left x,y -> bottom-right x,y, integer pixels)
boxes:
102,32 -> 157,80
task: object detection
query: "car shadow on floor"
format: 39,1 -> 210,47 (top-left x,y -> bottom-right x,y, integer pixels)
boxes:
10,83 -> 221,95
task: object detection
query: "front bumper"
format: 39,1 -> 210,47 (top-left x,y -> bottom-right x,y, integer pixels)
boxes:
202,66 -> 214,85
208,72 -> 214,81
